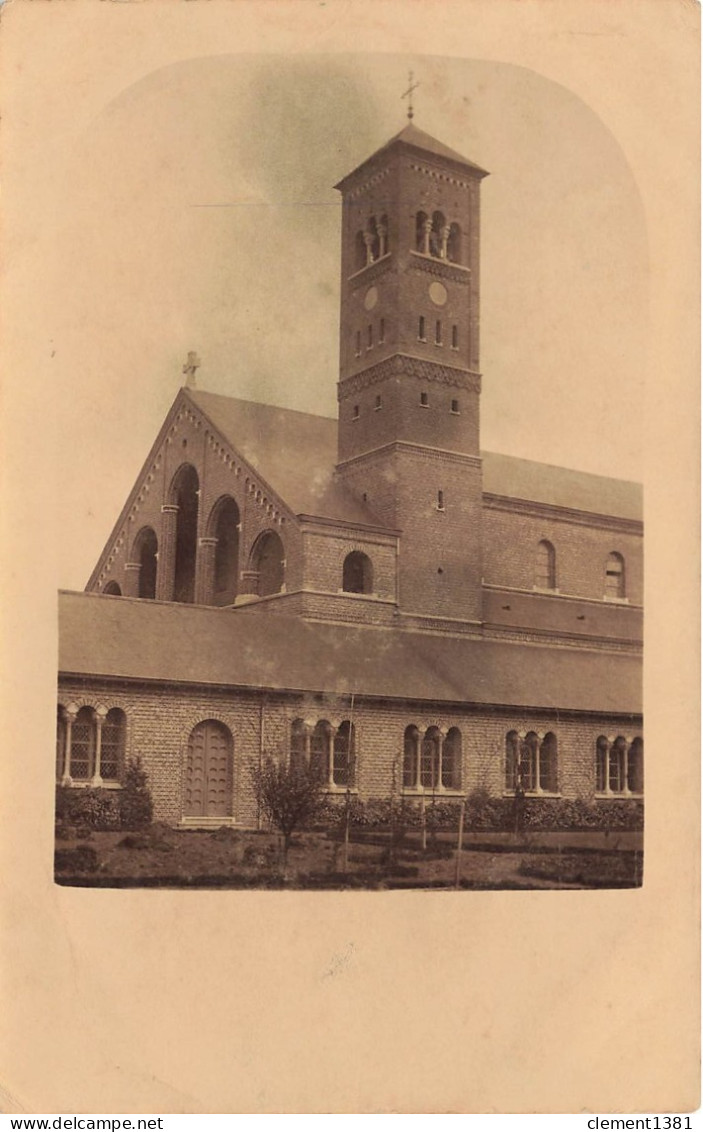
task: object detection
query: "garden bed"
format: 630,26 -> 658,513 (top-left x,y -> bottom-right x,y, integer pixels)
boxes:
54,825 -> 643,890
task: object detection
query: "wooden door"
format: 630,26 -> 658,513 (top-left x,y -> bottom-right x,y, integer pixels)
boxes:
184,721 -> 233,817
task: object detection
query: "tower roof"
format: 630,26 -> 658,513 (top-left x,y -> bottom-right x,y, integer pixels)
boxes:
335,121 -> 489,190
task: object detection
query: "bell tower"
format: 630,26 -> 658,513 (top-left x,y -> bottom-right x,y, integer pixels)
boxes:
334,121 -> 489,625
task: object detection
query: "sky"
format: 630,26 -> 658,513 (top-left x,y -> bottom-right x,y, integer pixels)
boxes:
46,53 -> 648,589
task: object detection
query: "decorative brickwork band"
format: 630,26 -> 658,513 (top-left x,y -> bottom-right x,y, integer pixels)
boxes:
338,354 -> 481,399
156,504 -> 179,602
408,251 -> 471,284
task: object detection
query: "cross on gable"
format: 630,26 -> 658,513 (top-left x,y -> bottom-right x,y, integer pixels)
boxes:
182,351 -> 201,389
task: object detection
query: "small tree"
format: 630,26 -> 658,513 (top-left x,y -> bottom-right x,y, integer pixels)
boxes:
250,757 -> 325,866
120,757 -> 154,831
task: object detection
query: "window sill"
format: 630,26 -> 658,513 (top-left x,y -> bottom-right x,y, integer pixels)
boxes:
401,787 -> 464,797
409,250 -> 470,273
58,779 -> 122,790
503,791 -> 562,799
347,253 -> 391,282
595,792 -> 643,800
603,596 -> 629,604
323,786 -> 359,795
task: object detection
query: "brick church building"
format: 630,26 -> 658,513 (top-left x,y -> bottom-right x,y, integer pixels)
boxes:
56,119 -> 643,826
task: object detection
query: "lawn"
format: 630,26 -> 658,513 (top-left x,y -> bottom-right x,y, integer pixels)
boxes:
54,823 -> 643,890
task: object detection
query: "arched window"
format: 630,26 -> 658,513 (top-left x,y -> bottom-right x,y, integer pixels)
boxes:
442,728 -> 462,790
171,465 -> 199,604
447,222 -> 462,264
368,215 -> 380,262
403,725 -> 420,789
609,736 -> 628,793
251,530 -> 285,597
71,707 -> 95,782
378,213 -> 389,258
103,581 -> 121,596
101,708 -> 126,781
311,720 -> 332,781
519,732 -> 540,792
505,731 -> 520,792
605,552 -> 625,599
505,731 -> 558,793
212,497 -> 240,606
333,721 -> 356,788
354,230 -> 367,272
596,735 -> 644,795
133,526 -> 158,600
596,735 -> 609,793
342,551 -> 373,595
290,719 -> 308,774
628,737 -> 644,794
430,212 -> 445,258
421,727 -> 442,789
416,211 -> 429,254
539,733 -> 558,793
56,706 -> 66,781
535,540 -> 556,590
184,719 -> 234,819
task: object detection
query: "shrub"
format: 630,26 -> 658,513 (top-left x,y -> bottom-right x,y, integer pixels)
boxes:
250,757 -> 326,863
54,785 -> 121,832
119,758 -> 154,831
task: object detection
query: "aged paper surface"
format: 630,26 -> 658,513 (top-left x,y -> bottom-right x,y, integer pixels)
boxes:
0,0 -> 699,1114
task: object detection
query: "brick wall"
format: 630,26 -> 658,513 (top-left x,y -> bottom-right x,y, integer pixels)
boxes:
482,500 -> 643,606
482,587 -> 643,646
339,445 -> 483,621
58,677 -> 643,824
239,589 -> 398,627
301,526 -> 397,601
92,398 -> 304,602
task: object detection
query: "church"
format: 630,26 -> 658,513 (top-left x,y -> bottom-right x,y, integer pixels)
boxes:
56,115 -> 643,827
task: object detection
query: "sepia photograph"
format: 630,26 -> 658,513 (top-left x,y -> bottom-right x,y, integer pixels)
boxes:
53,54 -> 645,891
1,0 -> 698,1116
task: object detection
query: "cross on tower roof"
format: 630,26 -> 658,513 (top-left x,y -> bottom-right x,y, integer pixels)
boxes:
401,70 -> 420,121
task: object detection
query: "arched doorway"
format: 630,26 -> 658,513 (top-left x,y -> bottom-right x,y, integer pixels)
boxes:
183,720 -> 234,818
172,465 -> 199,604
